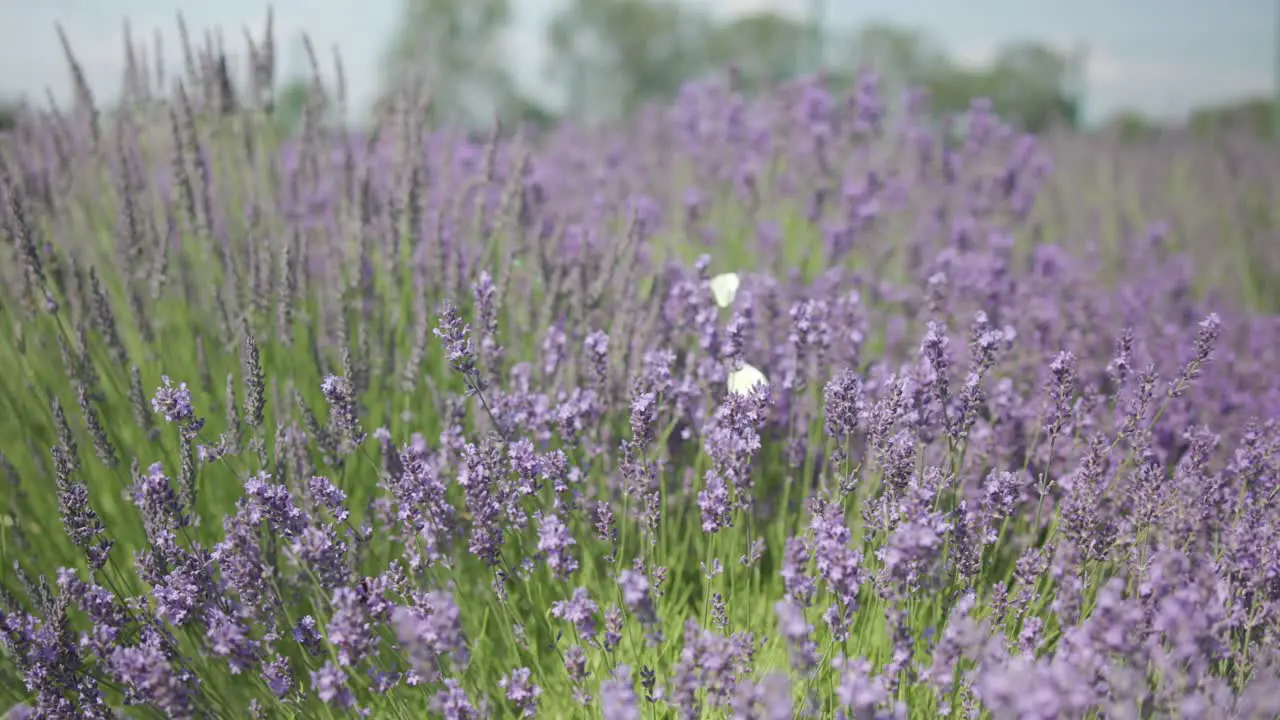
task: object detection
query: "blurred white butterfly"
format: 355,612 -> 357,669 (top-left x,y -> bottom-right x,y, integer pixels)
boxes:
727,363 -> 768,395
709,272 -> 740,309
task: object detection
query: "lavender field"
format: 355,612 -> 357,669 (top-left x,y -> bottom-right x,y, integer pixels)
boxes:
2,24 -> 1280,720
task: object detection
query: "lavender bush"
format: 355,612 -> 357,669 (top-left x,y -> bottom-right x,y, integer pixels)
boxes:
1,21 -> 1280,720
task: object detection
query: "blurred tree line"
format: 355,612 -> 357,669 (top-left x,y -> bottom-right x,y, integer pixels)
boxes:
0,0 -> 1270,140
0,102 -> 18,131
1098,98 -> 1275,142
376,0 -> 1090,132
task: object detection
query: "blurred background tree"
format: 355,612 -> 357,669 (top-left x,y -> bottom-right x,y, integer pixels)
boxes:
272,78 -> 315,133
380,0 -> 551,128
0,101 -> 18,131
844,25 -> 1080,131
1104,110 -> 1163,142
359,0 -> 1247,137
1190,98 -> 1274,139
703,12 -> 811,93
538,2 -> 1084,132
546,0 -> 712,121
846,22 -> 952,91
3,1 -> 1259,149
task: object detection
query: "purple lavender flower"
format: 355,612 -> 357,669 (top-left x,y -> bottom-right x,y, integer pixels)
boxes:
211,514 -> 273,619
1043,351 -> 1077,439
538,512 -> 579,579
775,600 -> 818,674
131,462 -> 185,535
203,607 -> 261,674
722,309 -> 751,369
435,301 -> 484,394
507,438 -> 542,494
328,587 -> 374,667
555,387 -> 600,444
307,475 -> 350,523
809,499 -> 864,640
542,322 -> 568,380
431,679 -> 483,719
292,616 -> 323,654
563,644 -> 590,685
920,321 -> 953,414
599,665 -> 641,720
56,568 -> 128,658
287,524 -> 350,590
877,470 -> 952,594
261,655 -> 293,698
50,445 -> 112,569
732,672 -> 793,720
551,587 -> 599,638
151,547 -> 216,626
833,655 -> 903,719
669,620 -> 756,716
698,470 -> 733,534
921,592 -> 979,698
781,536 -> 816,607
151,375 -> 194,424
472,270 -> 503,373
1172,312 -> 1222,396
2,704 -> 34,720
630,390 -> 657,448
618,569 -> 659,637
320,374 -> 366,449
824,368 -> 866,438
603,606 -> 623,652
243,472 -> 309,538
457,441 -> 506,565
309,661 -> 353,709
392,592 -> 469,682
703,386 -> 770,507
1107,326 -> 1136,387
109,631 -> 199,719
584,330 -> 609,388
499,667 -> 541,718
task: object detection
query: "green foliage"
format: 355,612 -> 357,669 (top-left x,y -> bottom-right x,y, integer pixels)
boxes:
1190,97 -> 1275,139
380,0 -> 519,126
846,26 -> 1079,132
505,93 -> 559,132
0,102 -> 17,132
547,0 -> 712,120
271,79 -> 316,135
704,13 -> 810,92
1106,111 -> 1162,143
984,41 -> 1078,130
537,3 -> 1081,131
847,22 -> 952,88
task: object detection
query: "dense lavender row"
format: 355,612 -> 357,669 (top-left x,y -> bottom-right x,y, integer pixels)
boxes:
1,25 -> 1279,720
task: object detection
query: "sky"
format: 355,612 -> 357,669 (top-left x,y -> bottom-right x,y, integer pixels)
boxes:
0,0 -> 1274,126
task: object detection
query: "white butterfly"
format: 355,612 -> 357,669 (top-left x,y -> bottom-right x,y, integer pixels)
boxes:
709,272 -> 741,309
727,363 -> 768,395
